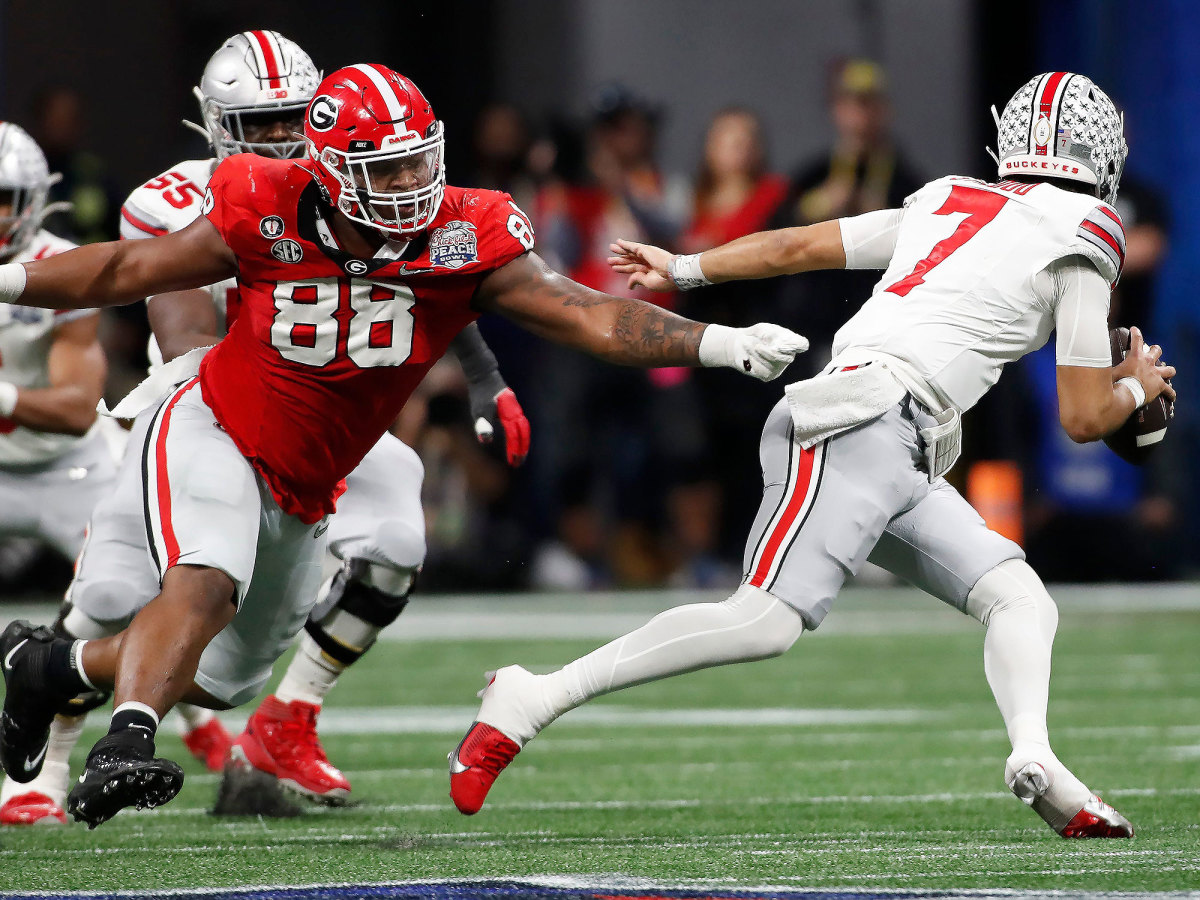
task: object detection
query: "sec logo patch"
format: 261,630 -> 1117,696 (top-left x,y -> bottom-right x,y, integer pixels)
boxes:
271,239 -> 304,263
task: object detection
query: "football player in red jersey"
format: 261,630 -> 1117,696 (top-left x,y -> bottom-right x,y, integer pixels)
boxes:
0,64 -> 806,827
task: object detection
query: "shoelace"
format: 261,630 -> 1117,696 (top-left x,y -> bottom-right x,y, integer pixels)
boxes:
463,728 -> 517,775
268,708 -> 330,766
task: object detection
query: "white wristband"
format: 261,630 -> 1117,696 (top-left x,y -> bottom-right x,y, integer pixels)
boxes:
698,324 -> 736,369
0,263 -> 28,304
668,253 -> 711,290
1117,376 -> 1146,409
0,382 -> 18,418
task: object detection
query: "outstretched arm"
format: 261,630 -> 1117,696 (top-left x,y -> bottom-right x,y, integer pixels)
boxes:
0,216 -> 237,310
475,252 -> 806,381
608,220 -> 848,292
607,208 -> 904,292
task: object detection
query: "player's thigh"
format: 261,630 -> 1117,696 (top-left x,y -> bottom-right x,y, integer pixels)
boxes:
869,479 -> 1024,612
195,494 -> 327,707
328,432 -> 426,571
36,433 -> 119,561
0,466 -> 43,536
67,428 -> 163,628
142,380 -> 260,599
743,399 -> 923,629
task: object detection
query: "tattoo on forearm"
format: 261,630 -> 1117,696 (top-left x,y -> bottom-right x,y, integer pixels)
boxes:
563,291 -> 704,365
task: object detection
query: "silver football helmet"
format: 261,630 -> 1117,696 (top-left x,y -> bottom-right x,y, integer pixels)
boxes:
991,72 -> 1128,205
0,122 -> 66,261
184,30 -> 320,159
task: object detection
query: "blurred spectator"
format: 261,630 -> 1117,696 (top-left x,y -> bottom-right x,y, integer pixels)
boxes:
770,59 -> 923,374
673,108 -> 788,571
396,360 -> 528,591
30,86 -> 120,245
30,86 -> 150,404
526,85 -> 703,588
469,102 -> 539,215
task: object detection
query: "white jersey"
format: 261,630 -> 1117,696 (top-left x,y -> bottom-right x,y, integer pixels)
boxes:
120,159 -> 236,369
833,176 -> 1125,413
0,229 -> 99,465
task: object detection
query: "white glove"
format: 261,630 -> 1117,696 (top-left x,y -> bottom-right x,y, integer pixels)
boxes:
698,323 -> 809,382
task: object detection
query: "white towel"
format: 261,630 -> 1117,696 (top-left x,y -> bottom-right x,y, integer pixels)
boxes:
99,345 -> 214,419
784,361 -> 906,449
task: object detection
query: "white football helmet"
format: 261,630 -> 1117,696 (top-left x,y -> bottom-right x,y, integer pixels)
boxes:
0,122 -> 66,261
184,30 -> 320,159
991,72 -> 1128,205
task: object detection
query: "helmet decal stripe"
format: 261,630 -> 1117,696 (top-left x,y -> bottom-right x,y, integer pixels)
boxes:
1034,71 -> 1068,156
350,63 -> 406,126
249,30 -> 283,88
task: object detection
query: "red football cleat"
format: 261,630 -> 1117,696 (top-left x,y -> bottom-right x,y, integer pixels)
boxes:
181,717 -> 234,772
0,791 -> 66,826
1059,795 -> 1134,838
228,695 -> 350,804
449,721 -> 521,815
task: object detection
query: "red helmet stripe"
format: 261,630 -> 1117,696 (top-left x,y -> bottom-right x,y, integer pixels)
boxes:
350,63 -> 406,128
248,30 -> 283,88
1034,71 -> 1068,156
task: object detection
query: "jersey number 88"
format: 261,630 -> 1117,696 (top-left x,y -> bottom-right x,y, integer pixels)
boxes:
271,278 -> 415,368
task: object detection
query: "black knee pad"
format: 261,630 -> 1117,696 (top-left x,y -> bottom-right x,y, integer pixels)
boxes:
303,558 -> 414,666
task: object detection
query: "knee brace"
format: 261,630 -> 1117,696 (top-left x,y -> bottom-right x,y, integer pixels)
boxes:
966,559 -> 1058,638
303,558 -> 417,667
51,602 -> 113,716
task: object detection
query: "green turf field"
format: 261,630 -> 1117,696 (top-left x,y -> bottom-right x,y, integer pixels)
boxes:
1,587 -> 1198,896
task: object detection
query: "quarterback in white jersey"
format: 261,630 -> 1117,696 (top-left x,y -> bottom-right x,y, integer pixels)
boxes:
0,122 -> 113,563
449,73 -> 1172,839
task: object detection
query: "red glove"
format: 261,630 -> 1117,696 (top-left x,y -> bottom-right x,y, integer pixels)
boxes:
473,387 -> 530,467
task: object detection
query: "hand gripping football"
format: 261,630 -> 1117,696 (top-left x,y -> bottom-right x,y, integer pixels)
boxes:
1104,326 -> 1174,465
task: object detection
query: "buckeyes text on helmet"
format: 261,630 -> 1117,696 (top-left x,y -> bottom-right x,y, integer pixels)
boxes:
304,64 -> 446,237
991,71 -> 1128,206
190,30 -> 321,160
0,122 -> 61,261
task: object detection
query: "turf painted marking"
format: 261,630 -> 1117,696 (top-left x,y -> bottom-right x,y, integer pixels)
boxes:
4,878 -> 1196,899
246,705 -> 937,737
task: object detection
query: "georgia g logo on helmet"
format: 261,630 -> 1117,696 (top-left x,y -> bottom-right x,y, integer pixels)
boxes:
307,95 -> 339,132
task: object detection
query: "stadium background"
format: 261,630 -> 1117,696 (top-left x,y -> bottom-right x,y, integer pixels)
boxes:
1,0 -> 1197,597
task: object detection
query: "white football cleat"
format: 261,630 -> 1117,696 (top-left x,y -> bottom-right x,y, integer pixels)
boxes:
1005,749 -> 1133,838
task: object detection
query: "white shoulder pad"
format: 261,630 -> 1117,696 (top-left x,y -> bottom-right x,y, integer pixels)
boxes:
1070,202 -> 1125,285
121,159 -> 217,240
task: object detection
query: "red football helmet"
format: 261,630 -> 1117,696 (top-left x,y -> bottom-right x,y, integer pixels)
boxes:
304,64 -> 445,236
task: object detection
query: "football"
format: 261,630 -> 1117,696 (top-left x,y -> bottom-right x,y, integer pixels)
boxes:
1103,326 -> 1174,465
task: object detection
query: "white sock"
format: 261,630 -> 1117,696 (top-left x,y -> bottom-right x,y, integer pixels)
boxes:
275,632 -> 344,707
0,713 -> 86,808
175,704 -> 215,734
518,585 -> 804,741
967,560 -> 1090,816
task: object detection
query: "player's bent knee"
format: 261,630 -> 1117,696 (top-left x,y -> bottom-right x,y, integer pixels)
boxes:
364,518 -> 427,574
304,557 -> 417,667
720,583 -> 806,659
58,591 -> 133,638
966,558 -> 1058,630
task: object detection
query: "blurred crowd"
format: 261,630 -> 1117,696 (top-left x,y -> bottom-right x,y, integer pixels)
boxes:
1,58 -> 1189,597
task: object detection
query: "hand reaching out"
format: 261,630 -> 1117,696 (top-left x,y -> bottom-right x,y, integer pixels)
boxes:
607,239 -> 676,292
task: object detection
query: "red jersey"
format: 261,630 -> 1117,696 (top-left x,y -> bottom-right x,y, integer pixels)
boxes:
200,154 -> 534,523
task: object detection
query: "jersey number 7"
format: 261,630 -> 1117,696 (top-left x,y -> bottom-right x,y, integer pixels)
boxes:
884,185 -> 1008,298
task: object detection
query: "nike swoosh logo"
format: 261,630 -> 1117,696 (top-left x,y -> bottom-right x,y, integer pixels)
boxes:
3,638 -> 27,673
448,751 -> 470,775
24,742 -> 47,773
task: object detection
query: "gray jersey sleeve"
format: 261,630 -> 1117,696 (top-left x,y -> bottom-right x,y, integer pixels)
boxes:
1046,256 -> 1112,368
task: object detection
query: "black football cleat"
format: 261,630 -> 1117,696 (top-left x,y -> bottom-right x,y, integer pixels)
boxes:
67,733 -> 185,829
0,621 -> 62,783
